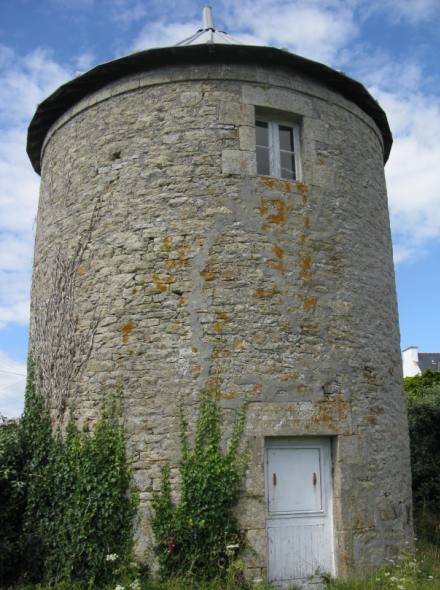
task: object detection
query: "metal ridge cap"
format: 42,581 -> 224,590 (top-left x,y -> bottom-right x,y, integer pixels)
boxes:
27,44 -> 392,174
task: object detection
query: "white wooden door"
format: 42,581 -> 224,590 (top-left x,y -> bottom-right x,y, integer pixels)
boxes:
266,438 -> 335,587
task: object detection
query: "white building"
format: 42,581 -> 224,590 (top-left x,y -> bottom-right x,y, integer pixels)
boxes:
402,346 -> 440,377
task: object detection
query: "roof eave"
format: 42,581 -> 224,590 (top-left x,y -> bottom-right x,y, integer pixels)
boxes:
27,44 -> 392,174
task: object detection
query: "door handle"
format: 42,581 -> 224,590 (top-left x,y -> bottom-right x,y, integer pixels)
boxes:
273,473 -> 277,486
312,472 -> 317,486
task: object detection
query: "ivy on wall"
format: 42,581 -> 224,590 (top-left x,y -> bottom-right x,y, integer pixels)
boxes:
152,391 -> 247,579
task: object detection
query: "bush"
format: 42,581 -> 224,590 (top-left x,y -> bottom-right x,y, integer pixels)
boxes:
152,392 -> 247,579
405,371 -> 440,514
0,357 -> 137,588
0,417 -> 26,586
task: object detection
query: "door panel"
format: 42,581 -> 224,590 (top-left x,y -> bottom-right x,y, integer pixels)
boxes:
266,438 -> 335,585
267,447 -> 322,513
268,522 -> 327,581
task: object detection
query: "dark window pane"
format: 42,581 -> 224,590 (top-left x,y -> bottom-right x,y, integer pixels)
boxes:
280,151 -> 296,180
257,146 -> 270,175
279,125 -> 294,151
256,120 -> 269,146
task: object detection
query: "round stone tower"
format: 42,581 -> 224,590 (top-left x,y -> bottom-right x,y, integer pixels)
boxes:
27,9 -> 412,586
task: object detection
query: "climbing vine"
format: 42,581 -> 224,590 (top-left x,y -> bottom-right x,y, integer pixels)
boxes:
31,196 -> 102,417
152,391 -> 247,579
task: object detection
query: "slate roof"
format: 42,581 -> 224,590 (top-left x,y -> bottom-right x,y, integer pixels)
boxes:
418,353 -> 440,373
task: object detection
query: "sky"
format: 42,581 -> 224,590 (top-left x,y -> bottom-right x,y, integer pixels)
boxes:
0,0 -> 439,417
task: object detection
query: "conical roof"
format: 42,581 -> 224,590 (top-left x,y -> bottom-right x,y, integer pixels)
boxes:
175,6 -> 242,46
26,8 -> 393,173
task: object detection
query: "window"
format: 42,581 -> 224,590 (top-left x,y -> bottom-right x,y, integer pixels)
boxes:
256,119 -> 301,181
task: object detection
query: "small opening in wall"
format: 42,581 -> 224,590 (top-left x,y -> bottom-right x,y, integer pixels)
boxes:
255,107 -> 302,182
111,151 -> 121,160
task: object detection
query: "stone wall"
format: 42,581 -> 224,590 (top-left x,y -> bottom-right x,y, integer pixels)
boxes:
30,62 -> 412,579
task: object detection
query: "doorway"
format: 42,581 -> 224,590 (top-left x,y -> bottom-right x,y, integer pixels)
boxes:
265,437 -> 335,586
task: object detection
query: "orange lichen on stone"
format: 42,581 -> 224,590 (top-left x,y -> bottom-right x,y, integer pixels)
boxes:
259,195 -> 268,217
367,415 -> 378,426
206,375 -> 223,398
268,200 -> 286,224
212,322 -> 225,333
252,383 -> 262,397
164,241 -> 191,270
273,243 -> 284,259
152,273 -> 173,292
77,265 -> 86,276
269,260 -> 284,273
215,311 -> 230,321
162,236 -> 171,251
256,287 -> 278,298
222,391 -> 237,400
303,296 -> 318,311
303,215 -> 310,228
191,365 -> 202,377
300,254 -> 312,280
121,320 -> 135,344
191,346 -> 199,353
178,243 -> 191,258
260,176 -> 292,192
131,287 -> 137,295
200,270 -> 216,281
296,181 -> 308,194
279,372 -> 299,382
164,258 -> 190,270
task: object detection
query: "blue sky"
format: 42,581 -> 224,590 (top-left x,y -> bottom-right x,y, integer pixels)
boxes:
1,0 -> 439,416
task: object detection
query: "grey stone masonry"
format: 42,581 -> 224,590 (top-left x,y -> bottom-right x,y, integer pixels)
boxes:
30,61 -> 412,579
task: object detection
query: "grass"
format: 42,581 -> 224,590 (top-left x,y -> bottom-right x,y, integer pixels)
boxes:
325,541 -> 440,590
4,541 -> 439,590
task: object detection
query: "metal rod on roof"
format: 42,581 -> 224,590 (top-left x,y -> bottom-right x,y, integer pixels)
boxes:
203,6 -> 214,30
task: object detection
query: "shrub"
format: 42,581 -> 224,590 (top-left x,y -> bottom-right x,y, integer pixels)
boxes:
152,391 -> 247,579
2,357 -> 137,588
0,417 -> 26,586
404,372 -> 440,514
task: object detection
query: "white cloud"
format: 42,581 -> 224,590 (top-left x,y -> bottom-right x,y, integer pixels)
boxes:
365,0 -> 440,25
0,351 -> 26,418
349,53 -> 440,264
111,0 -> 148,27
381,90 -> 440,263
220,0 -> 359,63
0,46 -> 71,331
133,20 -> 201,50
75,51 -> 96,71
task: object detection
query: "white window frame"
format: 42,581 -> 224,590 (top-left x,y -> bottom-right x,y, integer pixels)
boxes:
256,119 -> 302,181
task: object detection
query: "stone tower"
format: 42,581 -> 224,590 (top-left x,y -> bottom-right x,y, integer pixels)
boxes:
27,8 -> 412,587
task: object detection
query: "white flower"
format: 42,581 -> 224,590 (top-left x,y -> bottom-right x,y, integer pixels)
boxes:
130,580 -> 141,590
115,586 -> 125,590
398,586 -> 405,589
226,544 -> 239,550
428,575 -> 434,579
106,553 -> 118,562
